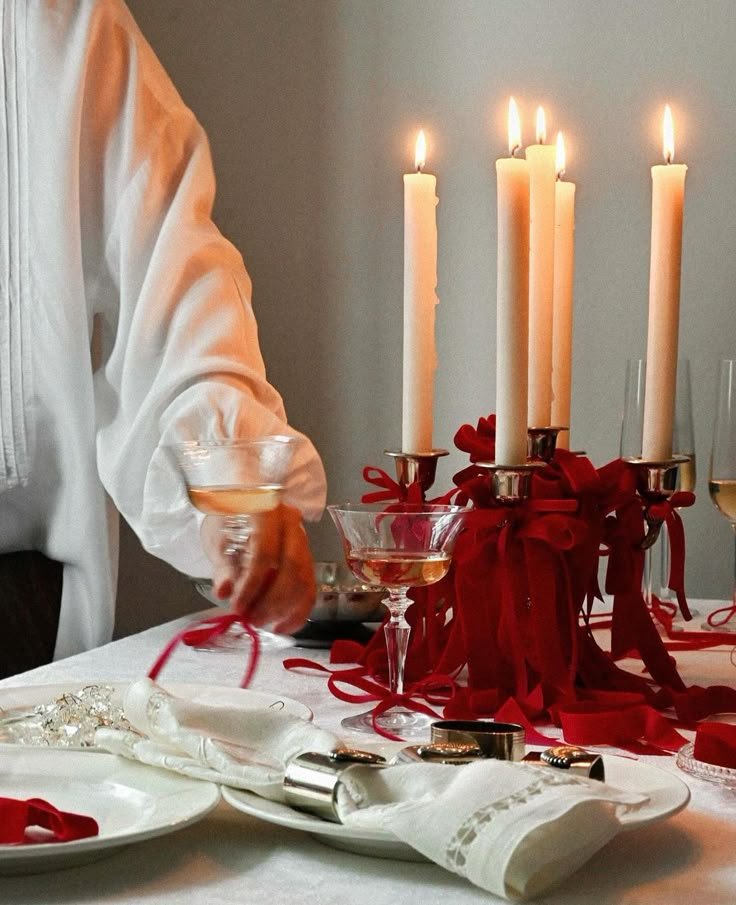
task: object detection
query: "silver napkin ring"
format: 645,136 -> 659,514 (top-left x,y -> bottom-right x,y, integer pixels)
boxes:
522,745 -> 605,781
431,720 -> 526,761
283,749 -> 387,822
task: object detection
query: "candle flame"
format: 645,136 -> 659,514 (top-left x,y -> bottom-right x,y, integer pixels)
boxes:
536,106 -> 546,144
415,129 -> 427,172
555,131 -> 566,178
508,98 -> 521,156
662,104 -> 674,163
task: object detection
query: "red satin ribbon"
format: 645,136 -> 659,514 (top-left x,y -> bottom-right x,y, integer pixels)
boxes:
283,656 -> 455,741
0,798 -> 99,844
148,613 -> 260,688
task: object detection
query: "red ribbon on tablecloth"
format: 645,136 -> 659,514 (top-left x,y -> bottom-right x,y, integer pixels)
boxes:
283,656 -> 456,740
148,613 -> 260,688
0,798 -> 99,844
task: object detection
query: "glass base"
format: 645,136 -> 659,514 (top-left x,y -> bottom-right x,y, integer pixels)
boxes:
193,624 -> 295,652
677,741 -> 736,787
341,706 -> 433,738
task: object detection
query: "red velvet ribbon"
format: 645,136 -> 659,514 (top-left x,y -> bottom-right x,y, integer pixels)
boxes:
648,491 -> 695,620
148,613 -> 260,688
706,603 -> 736,629
361,466 -> 425,504
0,798 -> 99,844
311,421 -> 736,756
552,698 -> 687,755
283,656 -> 455,741
693,721 -> 736,767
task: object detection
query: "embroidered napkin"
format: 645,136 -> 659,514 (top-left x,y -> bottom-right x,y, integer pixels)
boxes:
0,797 -> 99,844
96,679 -> 647,901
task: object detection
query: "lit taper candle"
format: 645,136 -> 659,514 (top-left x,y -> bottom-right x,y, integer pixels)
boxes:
551,132 -> 576,448
402,129 -> 439,454
642,105 -> 687,460
495,98 -> 530,465
526,106 -> 557,428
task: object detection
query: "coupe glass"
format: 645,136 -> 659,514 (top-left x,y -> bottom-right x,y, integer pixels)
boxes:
706,360 -> 736,630
328,502 -> 467,737
173,436 -> 299,651
620,358 -> 694,609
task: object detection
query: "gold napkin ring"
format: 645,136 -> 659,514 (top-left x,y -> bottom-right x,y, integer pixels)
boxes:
522,745 -> 605,781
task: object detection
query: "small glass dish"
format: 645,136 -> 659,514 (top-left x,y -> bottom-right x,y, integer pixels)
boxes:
676,741 -> 736,787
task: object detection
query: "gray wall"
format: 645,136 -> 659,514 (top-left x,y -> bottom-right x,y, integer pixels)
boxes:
116,0 -> 736,636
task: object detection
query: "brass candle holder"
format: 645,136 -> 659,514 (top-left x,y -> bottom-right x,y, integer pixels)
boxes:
384,449 -> 449,496
527,426 -> 568,463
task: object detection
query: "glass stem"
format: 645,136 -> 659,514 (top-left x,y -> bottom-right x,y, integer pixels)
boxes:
224,515 -> 253,560
659,522 -> 671,602
643,541 -> 654,608
383,588 -> 412,696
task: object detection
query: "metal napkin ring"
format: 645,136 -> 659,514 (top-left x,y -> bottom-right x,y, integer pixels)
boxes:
283,749 -> 387,822
431,720 -> 526,761
522,745 -> 605,781
393,742 -> 483,765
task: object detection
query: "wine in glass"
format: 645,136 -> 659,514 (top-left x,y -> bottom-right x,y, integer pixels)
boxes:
173,436 -> 300,650
328,502 -> 467,737
707,360 -> 736,630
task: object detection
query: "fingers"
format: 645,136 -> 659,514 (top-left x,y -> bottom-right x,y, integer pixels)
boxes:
227,504 -> 316,634
200,516 -> 238,600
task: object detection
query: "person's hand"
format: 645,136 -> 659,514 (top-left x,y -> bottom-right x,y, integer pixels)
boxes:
200,504 -> 316,634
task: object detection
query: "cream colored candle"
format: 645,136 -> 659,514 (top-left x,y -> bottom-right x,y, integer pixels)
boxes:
495,98 -> 530,465
642,105 -> 687,460
402,129 -> 438,454
551,132 -> 576,449
526,106 -> 557,428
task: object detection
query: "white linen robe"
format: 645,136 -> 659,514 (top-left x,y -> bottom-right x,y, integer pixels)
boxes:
0,0 -> 326,658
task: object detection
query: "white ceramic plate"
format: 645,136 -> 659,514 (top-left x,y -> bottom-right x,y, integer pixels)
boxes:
0,747 -> 220,874
0,681 -> 312,749
222,754 -> 691,862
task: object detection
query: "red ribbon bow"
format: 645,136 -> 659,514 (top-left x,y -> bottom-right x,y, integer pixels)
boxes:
0,798 -> 99,844
148,613 -> 261,688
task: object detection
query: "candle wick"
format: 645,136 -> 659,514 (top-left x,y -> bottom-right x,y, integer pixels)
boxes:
416,164 -> 423,173
510,144 -> 520,158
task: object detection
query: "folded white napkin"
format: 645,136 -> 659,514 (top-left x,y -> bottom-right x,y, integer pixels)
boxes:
96,679 -> 648,901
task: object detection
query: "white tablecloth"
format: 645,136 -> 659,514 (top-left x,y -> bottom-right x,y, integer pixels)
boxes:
2,603 -> 736,905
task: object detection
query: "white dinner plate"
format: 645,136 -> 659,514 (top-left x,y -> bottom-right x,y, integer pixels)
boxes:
0,747 -> 220,874
222,754 -> 691,862
0,681 -> 312,749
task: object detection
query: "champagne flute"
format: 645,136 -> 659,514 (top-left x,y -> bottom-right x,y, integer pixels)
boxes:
707,360 -> 736,630
620,358 -> 694,609
328,502 -> 467,737
659,360 -> 696,613
173,436 -> 300,650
